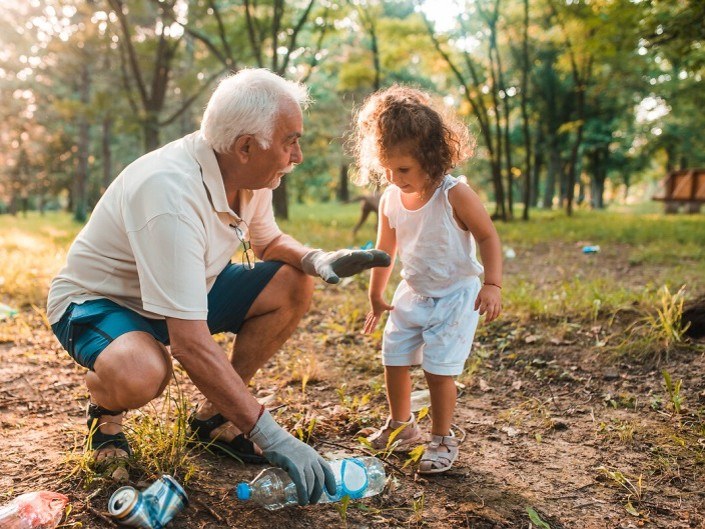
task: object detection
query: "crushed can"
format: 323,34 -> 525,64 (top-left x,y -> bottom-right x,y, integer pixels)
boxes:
108,475 -> 188,528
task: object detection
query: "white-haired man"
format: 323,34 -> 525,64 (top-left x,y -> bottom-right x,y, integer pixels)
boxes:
47,69 -> 389,505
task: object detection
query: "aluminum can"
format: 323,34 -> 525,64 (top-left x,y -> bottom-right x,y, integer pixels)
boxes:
108,475 -> 188,528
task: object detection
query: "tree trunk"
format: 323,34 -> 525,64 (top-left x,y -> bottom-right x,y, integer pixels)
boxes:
337,163 -> 350,202
544,140 -> 560,209
143,113 -> 160,153
74,63 -> 91,223
102,116 -> 113,194
532,135 -> 543,208
520,0 -> 532,220
273,182 -> 289,219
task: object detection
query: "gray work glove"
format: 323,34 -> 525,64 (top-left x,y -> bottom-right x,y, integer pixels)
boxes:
248,410 -> 336,505
301,249 -> 391,284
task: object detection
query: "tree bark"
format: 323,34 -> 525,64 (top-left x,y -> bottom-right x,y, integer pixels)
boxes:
102,116 -> 113,194
520,0 -> 532,220
74,63 -> 91,222
337,163 -> 350,202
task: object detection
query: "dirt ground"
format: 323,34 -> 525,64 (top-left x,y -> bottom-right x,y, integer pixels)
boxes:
1,242 -> 704,529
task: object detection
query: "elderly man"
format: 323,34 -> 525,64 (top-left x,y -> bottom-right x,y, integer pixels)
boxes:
47,69 -> 389,505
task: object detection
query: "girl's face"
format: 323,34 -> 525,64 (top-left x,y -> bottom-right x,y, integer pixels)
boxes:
380,151 -> 430,195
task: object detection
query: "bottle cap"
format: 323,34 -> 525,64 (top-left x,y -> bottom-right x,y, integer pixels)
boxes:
236,483 -> 251,500
339,458 -> 368,499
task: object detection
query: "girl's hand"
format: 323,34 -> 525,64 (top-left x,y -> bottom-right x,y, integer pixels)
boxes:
363,297 -> 394,334
475,284 -> 502,323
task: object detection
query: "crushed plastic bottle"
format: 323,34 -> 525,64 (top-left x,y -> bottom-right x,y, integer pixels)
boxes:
582,245 -> 600,254
236,456 -> 386,511
0,491 -> 69,529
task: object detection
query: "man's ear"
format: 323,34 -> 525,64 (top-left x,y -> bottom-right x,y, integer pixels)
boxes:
233,134 -> 253,162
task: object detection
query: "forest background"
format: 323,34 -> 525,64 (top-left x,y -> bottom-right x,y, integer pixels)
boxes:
1,0 -> 703,222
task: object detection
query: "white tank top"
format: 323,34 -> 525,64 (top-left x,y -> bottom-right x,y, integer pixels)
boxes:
380,175 -> 484,297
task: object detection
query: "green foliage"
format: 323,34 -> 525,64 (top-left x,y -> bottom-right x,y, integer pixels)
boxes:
662,370 -> 684,415
612,286 -> 692,365
63,377 -> 198,490
0,212 -> 82,306
526,507 -> 551,529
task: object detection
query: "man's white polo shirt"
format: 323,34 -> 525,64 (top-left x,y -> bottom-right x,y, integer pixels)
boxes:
47,131 -> 282,324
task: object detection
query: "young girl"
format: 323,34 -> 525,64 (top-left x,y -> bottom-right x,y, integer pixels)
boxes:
352,86 -> 502,474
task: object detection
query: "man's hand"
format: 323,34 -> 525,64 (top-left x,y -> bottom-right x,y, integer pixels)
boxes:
248,411 -> 336,505
301,249 -> 391,284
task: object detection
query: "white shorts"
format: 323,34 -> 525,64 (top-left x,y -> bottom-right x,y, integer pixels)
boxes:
382,278 -> 481,376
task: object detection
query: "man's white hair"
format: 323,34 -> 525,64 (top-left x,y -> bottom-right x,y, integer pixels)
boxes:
200,68 -> 309,153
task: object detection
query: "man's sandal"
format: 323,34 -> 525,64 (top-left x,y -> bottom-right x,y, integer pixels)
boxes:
188,413 -> 267,464
86,403 -> 131,456
418,431 -> 459,474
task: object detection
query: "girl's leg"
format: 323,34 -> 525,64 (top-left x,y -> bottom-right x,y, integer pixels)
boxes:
385,365 -> 412,421
420,371 -> 459,473
368,365 -> 422,451
423,371 -> 456,435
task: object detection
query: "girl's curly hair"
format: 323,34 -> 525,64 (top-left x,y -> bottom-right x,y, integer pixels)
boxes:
350,85 -> 473,186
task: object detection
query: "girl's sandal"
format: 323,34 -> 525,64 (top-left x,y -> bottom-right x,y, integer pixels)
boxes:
367,415 -> 423,452
418,431 -> 459,474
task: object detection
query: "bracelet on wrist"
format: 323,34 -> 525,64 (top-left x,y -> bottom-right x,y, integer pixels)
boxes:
483,282 -> 502,289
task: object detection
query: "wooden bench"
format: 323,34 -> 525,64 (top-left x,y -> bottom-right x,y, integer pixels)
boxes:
653,169 -> 705,213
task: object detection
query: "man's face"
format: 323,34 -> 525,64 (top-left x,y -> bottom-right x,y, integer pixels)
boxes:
249,102 -> 304,190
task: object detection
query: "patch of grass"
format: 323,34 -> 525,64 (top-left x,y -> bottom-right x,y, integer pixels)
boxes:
597,419 -> 638,444
662,370 -> 685,415
497,397 -> 555,432
127,380 -> 198,483
0,212 -> 82,307
505,276 -> 649,323
526,506 -> 552,529
282,349 -> 323,393
62,377 -> 198,490
499,209 -> 705,251
597,465 -> 645,516
611,285 -> 693,365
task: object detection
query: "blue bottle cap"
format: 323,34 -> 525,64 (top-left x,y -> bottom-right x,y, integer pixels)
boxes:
236,483 -> 251,500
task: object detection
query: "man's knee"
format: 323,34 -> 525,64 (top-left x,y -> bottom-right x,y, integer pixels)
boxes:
92,336 -> 172,410
273,264 -> 314,310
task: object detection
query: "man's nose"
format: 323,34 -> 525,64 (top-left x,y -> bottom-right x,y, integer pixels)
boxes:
291,143 -> 303,165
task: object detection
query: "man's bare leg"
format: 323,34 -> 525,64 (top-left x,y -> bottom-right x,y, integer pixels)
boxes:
194,265 -> 313,440
86,331 -> 172,459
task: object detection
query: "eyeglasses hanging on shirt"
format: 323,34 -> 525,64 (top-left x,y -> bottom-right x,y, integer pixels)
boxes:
230,221 -> 255,270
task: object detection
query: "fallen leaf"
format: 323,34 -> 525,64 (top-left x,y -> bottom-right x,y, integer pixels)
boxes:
502,426 -> 520,438
478,379 -> 493,392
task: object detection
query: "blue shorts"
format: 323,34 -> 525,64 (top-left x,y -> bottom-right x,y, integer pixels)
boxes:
51,261 -> 284,370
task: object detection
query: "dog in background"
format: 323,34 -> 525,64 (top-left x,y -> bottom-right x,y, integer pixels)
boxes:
347,191 -> 381,236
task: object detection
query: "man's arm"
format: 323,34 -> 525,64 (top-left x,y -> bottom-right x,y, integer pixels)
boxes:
253,232 -> 391,284
252,233 -> 308,267
166,318 -> 336,505
166,318 -> 261,431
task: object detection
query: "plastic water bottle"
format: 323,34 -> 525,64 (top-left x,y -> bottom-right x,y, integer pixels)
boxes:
0,303 -> 18,320
236,456 -> 386,511
0,491 -> 69,529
